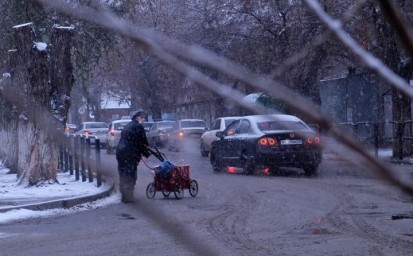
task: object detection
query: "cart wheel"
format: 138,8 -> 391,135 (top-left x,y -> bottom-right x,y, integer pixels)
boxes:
174,182 -> 184,199
146,182 -> 156,199
162,190 -> 171,198
188,180 -> 198,197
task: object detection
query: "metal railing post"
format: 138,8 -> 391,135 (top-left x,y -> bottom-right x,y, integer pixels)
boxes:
86,138 -> 93,182
80,136 -> 86,182
95,139 -> 102,187
59,143 -> 64,171
74,135 -> 80,180
398,122 -> 404,160
64,135 -> 69,172
68,135 -> 74,175
374,122 -> 379,157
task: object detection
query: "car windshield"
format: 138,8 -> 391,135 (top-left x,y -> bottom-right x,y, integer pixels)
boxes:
85,123 -> 108,129
181,120 -> 206,128
257,121 -> 308,131
114,122 -> 129,130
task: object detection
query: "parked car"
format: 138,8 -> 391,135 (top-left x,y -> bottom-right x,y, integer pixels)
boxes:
64,123 -> 77,135
209,114 -> 322,176
167,119 -> 207,152
200,116 -> 240,157
106,119 -> 132,154
147,121 -> 175,148
76,121 -> 109,147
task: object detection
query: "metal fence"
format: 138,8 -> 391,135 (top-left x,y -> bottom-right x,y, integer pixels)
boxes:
58,135 -> 103,187
337,120 -> 413,159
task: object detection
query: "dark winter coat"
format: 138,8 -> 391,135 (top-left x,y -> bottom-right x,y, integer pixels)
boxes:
116,119 -> 150,161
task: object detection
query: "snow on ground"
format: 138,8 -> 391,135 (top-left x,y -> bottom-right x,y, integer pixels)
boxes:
0,195 -> 120,225
0,163 -> 118,224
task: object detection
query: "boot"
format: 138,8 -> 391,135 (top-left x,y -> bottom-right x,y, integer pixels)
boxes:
121,190 -> 136,204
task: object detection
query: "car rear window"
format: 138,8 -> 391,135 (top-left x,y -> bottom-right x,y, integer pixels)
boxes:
181,120 -> 206,128
158,122 -> 174,128
85,123 -> 108,129
257,121 -> 308,131
114,122 -> 129,130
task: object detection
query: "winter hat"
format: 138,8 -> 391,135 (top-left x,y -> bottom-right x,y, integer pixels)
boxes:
131,109 -> 146,119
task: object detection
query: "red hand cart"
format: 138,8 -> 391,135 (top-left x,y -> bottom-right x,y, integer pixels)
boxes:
146,165 -> 198,199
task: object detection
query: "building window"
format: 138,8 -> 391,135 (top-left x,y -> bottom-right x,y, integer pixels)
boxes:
185,94 -> 193,102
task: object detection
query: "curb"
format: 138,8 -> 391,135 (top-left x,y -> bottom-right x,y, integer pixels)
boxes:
0,178 -> 115,213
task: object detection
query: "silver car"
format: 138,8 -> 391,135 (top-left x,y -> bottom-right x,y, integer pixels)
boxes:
76,121 -> 109,147
167,119 -> 207,152
147,121 -> 175,148
200,116 -> 240,157
106,119 -> 131,154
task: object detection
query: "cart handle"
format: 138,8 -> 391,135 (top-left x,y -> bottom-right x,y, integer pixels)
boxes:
145,145 -> 165,162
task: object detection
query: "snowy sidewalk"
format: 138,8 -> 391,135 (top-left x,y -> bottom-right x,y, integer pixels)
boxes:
0,166 -> 115,213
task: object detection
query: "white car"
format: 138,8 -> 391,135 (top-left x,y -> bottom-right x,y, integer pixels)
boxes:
106,119 -> 131,154
76,121 -> 109,147
200,116 -> 240,156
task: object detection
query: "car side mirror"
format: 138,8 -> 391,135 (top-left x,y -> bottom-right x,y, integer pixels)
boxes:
215,131 -> 223,139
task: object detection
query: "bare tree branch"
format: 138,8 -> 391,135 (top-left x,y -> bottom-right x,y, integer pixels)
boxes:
378,0 -> 413,59
303,0 -> 413,100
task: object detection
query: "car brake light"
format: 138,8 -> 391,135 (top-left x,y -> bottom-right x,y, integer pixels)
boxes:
259,137 -> 278,146
178,131 -> 184,137
227,166 -> 236,173
109,129 -> 115,136
268,138 -> 276,145
259,138 -> 268,145
306,136 -> 320,144
83,130 -> 92,135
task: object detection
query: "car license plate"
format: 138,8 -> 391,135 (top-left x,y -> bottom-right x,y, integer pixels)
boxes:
281,139 -> 302,145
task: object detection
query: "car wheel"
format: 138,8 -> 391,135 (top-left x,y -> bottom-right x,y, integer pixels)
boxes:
210,150 -> 222,172
303,165 -> 318,176
200,142 -> 208,157
241,153 -> 255,175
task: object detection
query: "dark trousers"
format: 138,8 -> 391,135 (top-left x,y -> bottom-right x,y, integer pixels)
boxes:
117,157 -> 139,199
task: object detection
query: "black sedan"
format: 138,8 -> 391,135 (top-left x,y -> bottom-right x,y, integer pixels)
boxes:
209,114 -> 322,176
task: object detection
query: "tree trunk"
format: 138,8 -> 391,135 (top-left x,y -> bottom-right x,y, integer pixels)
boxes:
9,23 -> 74,186
0,50 -> 18,172
50,26 -> 75,125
